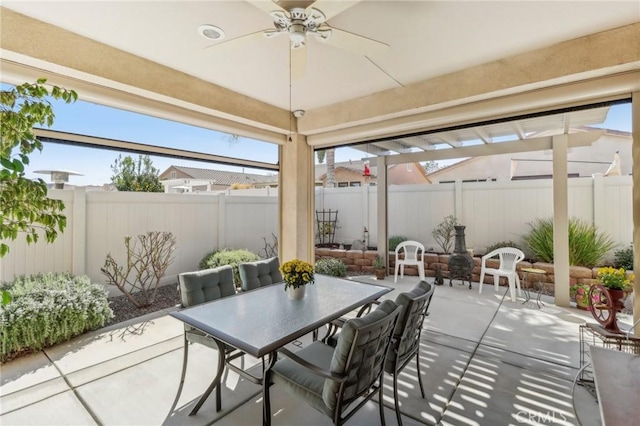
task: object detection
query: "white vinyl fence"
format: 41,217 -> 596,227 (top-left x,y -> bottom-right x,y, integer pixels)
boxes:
0,174 -> 631,293
0,190 -> 279,296
315,174 -> 632,255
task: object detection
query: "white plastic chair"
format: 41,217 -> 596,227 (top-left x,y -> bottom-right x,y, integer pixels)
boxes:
394,240 -> 425,283
479,247 -> 525,302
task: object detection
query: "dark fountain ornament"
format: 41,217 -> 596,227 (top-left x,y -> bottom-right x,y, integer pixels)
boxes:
448,225 -> 474,289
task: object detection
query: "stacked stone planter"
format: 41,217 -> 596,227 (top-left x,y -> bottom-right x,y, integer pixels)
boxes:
315,247 -> 606,293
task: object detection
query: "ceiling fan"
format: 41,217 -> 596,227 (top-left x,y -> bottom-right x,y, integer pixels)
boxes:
206,0 -> 389,79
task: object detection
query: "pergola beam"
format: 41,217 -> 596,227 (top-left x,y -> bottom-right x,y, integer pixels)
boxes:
371,130 -> 604,166
34,128 -> 279,172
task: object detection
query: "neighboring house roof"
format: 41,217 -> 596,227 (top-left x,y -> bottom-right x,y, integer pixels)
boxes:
426,128 -> 631,182
161,160 -> 432,190
315,160 -> 431,184
315,160 -> 377,178
160,165 -> 278,186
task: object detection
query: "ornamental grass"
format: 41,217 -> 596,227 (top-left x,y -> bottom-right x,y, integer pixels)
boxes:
523,217 -> 615,268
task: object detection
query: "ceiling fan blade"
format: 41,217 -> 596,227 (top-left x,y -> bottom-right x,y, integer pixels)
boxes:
246,0 -> 287,16
307,0 -> 361,21
323,27 -> 389,58
291,46 -> 307,80
204,30 -> 270,53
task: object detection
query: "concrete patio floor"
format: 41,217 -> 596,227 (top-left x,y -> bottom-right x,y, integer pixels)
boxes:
2,275 -> 631,426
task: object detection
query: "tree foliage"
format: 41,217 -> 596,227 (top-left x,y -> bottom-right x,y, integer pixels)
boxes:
110,154 -> 163,192
315,149 -> 335,187
0,79 -> 77,258
423,160 -> 440,174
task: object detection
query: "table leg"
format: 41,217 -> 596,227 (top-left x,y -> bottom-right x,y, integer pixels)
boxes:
263,352 -> 277,426
535,281 -> 545,308
189,339 -> 226,415
522,272 -> 532,305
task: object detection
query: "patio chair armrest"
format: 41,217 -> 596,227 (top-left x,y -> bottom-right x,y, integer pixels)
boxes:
356,300 -> 378,317
277,347 -> 347,383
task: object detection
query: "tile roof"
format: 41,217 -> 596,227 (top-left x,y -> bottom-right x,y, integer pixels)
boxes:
169,165 -> 278,185
314,160 -> 377,178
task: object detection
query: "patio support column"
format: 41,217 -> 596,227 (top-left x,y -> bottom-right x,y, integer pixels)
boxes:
632,91 -> 640,335
279,133 -> 314,263
552,134 -> 570,307
376,156 -> 388,268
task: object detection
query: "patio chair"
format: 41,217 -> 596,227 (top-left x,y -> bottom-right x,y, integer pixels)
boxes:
478,247 -> 525,302
394,240 -> 425,283
325,281 -> 435,425
385,280 -> 435,425
173,265 -> 240,415
269,300 -> 401,426
238,257 -> 283,291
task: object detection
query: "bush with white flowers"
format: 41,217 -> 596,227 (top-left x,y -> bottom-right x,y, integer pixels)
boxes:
0,272 -> 113,363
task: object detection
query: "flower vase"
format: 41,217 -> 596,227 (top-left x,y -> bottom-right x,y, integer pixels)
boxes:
608,288 -> 626,312
288,285 -> 306,300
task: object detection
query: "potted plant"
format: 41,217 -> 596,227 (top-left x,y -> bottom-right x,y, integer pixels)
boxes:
595,266 -> 634,309
570,283 -> 592,310
373,255 -> 386,280
279,259 -> 315,300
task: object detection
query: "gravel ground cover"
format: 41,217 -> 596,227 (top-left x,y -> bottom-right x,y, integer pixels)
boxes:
106,284 -> 180,326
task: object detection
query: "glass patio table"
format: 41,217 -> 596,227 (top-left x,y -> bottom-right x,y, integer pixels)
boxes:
170,274 -> 392,425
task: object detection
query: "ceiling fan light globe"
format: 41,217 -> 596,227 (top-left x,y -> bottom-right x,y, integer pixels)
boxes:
289,23 -> 306,47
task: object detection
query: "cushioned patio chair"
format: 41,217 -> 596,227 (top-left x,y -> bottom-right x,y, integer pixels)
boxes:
385,280 -> 435,425
394,240 -> 425,283
238,257 -> 283,291
268,300 -> 401,426
478,247 -> 525,302
173,265 -> 239,415
326,281 -> 435,425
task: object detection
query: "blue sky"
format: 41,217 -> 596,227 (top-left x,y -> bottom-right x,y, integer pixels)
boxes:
16,92 -> 372,186
3,82 -> 632,186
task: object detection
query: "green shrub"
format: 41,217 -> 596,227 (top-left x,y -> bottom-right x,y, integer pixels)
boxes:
388,236 -> 407,252
199,250 -> 219,268
523,217 -> 615,267
1,273 -> 113,363
314,258 -> 347,277
613,245 -> 633,270
199,248 -> 260,286
486,240 -> 524,255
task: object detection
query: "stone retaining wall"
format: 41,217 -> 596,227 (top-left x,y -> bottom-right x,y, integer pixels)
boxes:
315,247 -> 602,293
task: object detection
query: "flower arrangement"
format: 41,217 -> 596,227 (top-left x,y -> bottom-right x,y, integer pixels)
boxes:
570,283 -> 592,309
596,267 -> 634,291
280,259 -> 315,290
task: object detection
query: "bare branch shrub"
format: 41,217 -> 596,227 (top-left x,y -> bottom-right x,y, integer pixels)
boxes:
101,231 -> 176,308
261,233 -> 278,259
431,215 -> 458,254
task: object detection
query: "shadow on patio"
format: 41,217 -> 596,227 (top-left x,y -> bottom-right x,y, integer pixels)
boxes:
2,275 -> 625,425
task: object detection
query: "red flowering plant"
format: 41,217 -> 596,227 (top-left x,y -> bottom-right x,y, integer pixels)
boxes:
570,283 -> 592,308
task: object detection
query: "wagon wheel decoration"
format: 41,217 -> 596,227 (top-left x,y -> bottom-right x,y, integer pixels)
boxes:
588,284 -> 620,333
